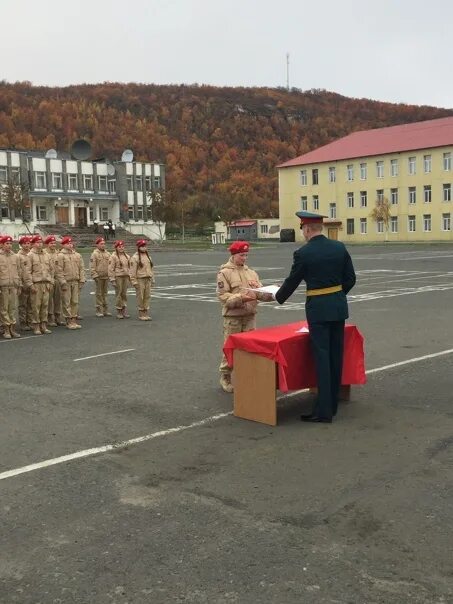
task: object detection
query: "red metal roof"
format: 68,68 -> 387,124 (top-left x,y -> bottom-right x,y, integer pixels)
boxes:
230,220 -> 256,227
278,116 -> 453,168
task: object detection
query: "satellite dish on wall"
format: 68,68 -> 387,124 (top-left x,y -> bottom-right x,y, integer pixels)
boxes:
45,148 -> 58,159
71,139 -> 92,161
121,149 -> 134,163
106,161 -> 116,176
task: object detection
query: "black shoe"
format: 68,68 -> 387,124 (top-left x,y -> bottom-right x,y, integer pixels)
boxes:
300,414 -> 332,423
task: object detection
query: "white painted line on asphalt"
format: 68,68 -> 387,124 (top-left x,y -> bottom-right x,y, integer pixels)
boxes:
73,349 -> 135,362
2,347 -> 453,483
0,336 -> 37,344
0,412 -> 231,482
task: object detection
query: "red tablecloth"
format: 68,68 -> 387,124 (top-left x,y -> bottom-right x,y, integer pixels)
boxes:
223,321 -> 366,392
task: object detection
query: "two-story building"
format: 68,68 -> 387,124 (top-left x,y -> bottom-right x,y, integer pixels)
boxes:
0,147 -> 165,239
278,116 -> 453,242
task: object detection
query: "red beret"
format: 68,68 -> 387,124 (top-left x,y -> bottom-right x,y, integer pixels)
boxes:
31,235 -> 43,244
136,239 -> 147,247
44,235 -> 56,244
228,241 -> 250,255
19,236 -> 32,245
1,235 -> 13,244
60,236 -> 73,245
114,240 -> 124,248
95,237 -> 105,245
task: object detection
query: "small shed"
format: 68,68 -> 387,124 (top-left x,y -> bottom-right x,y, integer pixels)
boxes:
228,220 -> 257,241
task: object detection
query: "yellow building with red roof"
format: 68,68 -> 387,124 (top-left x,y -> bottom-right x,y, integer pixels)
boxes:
278,116 -> 453,242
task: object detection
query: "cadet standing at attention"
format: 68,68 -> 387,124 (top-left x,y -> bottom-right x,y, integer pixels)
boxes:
129,239 -> 154,321
108,240 -> 131,319
216,241 -> 273,393
90,236 -> 111,317
0,235 -> 22,339
55,236 -> 86,330
43,235 -> 64,326
274,211 -> 356,423
28,234 -> 54,335
17,235 -> 32,331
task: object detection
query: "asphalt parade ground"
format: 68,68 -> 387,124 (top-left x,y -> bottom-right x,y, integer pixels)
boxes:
1,242 -> 453,604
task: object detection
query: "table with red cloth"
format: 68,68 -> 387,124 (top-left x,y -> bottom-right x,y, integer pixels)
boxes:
223,321 -> 366,425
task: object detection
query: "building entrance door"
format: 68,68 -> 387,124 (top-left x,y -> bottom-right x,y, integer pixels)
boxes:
55,206 -> 69,224
75,207 -> 87,227
327,227 -> 338,240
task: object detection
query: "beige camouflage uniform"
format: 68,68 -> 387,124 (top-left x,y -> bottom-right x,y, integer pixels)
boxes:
90,247 -> 111,316
129,251 -> 154,320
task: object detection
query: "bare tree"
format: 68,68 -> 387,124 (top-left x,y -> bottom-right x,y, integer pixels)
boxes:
370,196 -> 391,241
0,177 -> 31,222
147,188 -> 177,243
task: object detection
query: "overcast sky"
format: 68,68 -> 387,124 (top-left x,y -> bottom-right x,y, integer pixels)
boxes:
1,0 -> 452,108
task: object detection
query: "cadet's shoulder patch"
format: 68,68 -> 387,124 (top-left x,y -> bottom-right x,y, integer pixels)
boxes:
217,281 -> 224,288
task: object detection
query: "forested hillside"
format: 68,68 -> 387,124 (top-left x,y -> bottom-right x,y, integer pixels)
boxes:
0,81 -> 451,224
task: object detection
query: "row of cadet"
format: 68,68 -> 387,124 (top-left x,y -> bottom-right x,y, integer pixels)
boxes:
0,234 -> 154,339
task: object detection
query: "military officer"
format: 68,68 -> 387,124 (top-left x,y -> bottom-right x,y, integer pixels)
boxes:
55,236 -> 86,330
28,234 -> 54,335
274,211 -> 356,423
216,240 -> 272,393
17,235 -> 33,330
108,240 -> 131,319
129,239 -> 154,321
0,235 -> 22,339
43,235 -> 64,326
90,236 -> 111,317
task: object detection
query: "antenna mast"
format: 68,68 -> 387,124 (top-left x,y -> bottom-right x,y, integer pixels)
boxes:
286,52 -> 290,91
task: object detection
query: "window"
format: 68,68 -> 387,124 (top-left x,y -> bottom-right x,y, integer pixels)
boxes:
443,152 -> 451,171
127,176 -> 133,190
1,204 -> 9,219
328,167 -> 336,183
300,170 -> 307,186
0,166 -> 7,183
423,214 -> 431,232
391,159 -> 399,177
360,191 -> 367,208
391,188 -> 398,205
108,180 -> 116,194
443,183 -> 451,202
376,161 -> 384,178
346,218 -> 354,234
408,156 -> 416,175
67,174 -> 78,190
312,195 -> 319,211
376,219 -> 384,233
100,207 -> 109,221
360,218 -> 367,234
442,213 -> 451,231
89,207 -> 94,221
329,202 -> 337,219
301,196 -> 308,211
409,187 -> 416,204
390,216 -> 398,233
83,174 -> 93,190
347,192 -> 354,208
360,163 -> 367,180
52,173 -> 62,189
145,176 -> 151,190
347,164 -> 354,181
376,189 -> 384,203
154,176 -> 161,189
128,205 -> 134,220
98,175 -> 108,192
135,176 -> 143,192
36,205 -> 47,221
35,171 -> 46,189
408,215 -> 416,232
312,169 -> 319,185
10,167 -> 20,184
260,224 -> 268,234
424,185 -> 431,203
423,155 -> 432,173
147,206 -> 152,220
136,206 -> 144,220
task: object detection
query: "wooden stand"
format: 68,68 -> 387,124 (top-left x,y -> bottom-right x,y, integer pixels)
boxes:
233,349 -> 277,426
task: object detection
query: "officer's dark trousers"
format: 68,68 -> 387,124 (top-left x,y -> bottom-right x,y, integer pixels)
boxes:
308,320 -> 345,419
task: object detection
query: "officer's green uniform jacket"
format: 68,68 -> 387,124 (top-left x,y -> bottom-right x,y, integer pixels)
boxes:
275,234 -> 356,320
